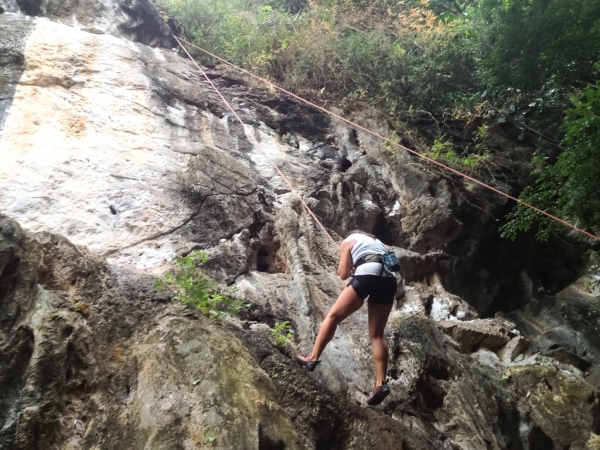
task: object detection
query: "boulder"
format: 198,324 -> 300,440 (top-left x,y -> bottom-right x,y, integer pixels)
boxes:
509,365 -> 600,450
498,336 -> 529,363
544,347 -> 592,371
439,318 -> 519,353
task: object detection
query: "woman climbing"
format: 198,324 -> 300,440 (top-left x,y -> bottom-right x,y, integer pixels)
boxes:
296,230 -> 398,406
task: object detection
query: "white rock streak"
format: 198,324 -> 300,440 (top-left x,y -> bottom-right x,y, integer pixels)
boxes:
0,19 -> 290,271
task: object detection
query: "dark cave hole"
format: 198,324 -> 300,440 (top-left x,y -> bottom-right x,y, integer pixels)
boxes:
425,295 -> 434,316
339,157 -> 352,172
372,212 -> 395,246
444,225 -> 456,237
428,183 -> 438,198
419,377 -> 447,412
257,247 -> 271,273
429,364 -> 450,381
16,0 -> 42,15
352,128 -> 360,146
258,424 -> 286,450
528,426 -> 555,450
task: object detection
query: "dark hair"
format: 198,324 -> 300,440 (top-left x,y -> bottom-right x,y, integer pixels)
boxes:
345,229 -> 375,239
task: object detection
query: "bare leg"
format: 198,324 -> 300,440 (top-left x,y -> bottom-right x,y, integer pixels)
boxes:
307,286 -> 364,361
368,301 -> 393,386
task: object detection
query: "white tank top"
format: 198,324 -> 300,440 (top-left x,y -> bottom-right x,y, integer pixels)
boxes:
345,233 -> 395,277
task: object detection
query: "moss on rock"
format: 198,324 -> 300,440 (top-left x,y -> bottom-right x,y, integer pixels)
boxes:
510,365 -> 600,450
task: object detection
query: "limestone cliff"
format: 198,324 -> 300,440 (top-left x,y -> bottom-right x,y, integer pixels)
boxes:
1,1 -> 600,449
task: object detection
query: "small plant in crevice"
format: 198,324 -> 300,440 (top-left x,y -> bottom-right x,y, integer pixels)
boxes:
272,369 -> 288,379
271,320 -> 293,348
425,136 -> 491,171
382,131 -> 402,158
69,296 -> 91,316
154,250 -> 242,321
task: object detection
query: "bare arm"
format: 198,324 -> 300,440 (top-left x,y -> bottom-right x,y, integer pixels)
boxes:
338,238 -> 355,280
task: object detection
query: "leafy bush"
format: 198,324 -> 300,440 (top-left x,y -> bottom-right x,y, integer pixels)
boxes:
161,0 -> 295,76
425,137 -> 491,171
161,0 -> 600,112
477,0 -> 600,96
155,250 -> 242,320
501,79 -> 600,241
161,0 -> 481,111
161,0 -> 600,241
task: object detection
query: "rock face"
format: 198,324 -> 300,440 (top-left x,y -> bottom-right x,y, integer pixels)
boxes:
2,2 -> 600,449
3,215 -> 600,450
0,215 -> 304,449
0,0 -> 173,46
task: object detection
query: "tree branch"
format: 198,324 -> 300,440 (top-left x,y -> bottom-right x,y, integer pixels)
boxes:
451,0 -> 463,14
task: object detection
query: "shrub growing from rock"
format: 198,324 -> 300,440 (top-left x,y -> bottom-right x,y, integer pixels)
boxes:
155,250 -> 241,320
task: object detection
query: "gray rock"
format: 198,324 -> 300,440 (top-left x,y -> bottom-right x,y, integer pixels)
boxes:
439,318 -> 519,353
498,336 -> 529,363
1,0 -> 600,447
9,0 -> 173,46
0,0 -> 18,13
544,347 -> 592,371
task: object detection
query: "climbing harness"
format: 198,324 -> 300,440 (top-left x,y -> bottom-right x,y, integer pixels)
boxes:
354,251 -> 400,277
173,36 -> 600,245
355,253 -> 400,273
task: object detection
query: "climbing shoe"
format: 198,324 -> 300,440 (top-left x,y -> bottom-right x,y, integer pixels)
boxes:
295,355 -> 321,372
366,382 -> 390,406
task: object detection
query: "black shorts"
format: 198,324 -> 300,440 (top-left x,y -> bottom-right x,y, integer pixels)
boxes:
348,275 -> 397,304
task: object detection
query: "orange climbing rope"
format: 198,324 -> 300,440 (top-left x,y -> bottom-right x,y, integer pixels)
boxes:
173,36 -> 600,244
174,36 -> 339,248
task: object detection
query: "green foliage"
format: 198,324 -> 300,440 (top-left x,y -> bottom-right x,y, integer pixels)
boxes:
155,250 -> 242,320
501,81 -> 600,241
161,0 -> 600,241
161,0 -> 483,111
161,0 -> 600,112
271,368 -> 288,379
426,137 -> 490,170
417,0 -> 475,16
477,0 -> 600,95
271,320 -> 293,347
161,0 -> 295,75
